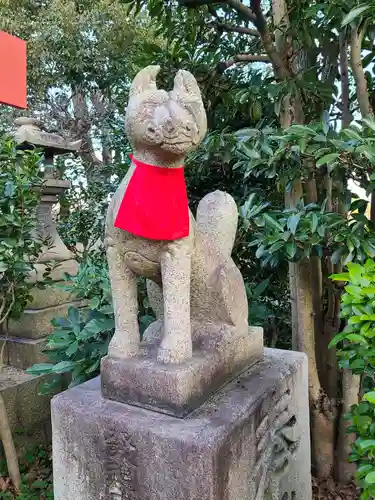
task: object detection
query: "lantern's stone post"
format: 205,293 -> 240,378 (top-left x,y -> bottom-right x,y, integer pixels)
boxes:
0,118 -> 81,453
5,117 -> 82,353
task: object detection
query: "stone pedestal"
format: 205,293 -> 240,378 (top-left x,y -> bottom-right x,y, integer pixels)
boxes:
52,349 -> 311,500
0,366 -> 62,458
102,326 -> 263,417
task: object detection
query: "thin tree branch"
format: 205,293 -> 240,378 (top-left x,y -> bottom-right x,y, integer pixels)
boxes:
0,395 -> 21,492
350,23 -> 373,118
340,31 -> 351,128
0,284 -> 15,327
179,0 -> 223,7
226,0 -> 257,22
250,0 -> 289,79
210,21 -> 259,36
218,53 -> 271,72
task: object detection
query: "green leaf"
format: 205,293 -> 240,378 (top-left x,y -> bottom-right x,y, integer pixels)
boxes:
85,359 -> 100,374
363,392 -> 375,405
285,242 -> 297,259
68,306 -> 80,326
316,153 -> 339,167
351,358 -> 365,370
365,471 -> 375,484
342,127 -> 363,141
356,464 -> 374,478
52,360 -> 79,373
253,278 -> 269,298
346,333 -> 368,345
345,285 -> 362,297
342,5 -> 370,26
90,296 -> 101,309
348,263 -> 363,285
358,439 -> 375,451
331,247 -> 345,264
310,213 -> 319,233
286,124 -> 316,136
363,116 -> 375,132
79,317 -> 115,340
66,340 -> 79,357
330,273 -> 350,282
262,213 -> 284,232
26,363 -> 54,375
4,181 -> 15,197
287,213 -> 301,235
0,261 -> 8,272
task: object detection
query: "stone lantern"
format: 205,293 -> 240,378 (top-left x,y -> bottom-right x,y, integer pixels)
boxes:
5,117 -> 82,366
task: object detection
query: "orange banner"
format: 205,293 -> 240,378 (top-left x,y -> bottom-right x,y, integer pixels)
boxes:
0,31 -> 27,109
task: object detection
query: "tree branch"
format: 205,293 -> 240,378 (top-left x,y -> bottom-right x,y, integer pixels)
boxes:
218,53 -> 271,72
350,23 -> 373,118
210,21 -> 259,36
226,0 -> 257,22
251,0 -> 289,79
339,31 -> 351,128
179,0 -> 223,7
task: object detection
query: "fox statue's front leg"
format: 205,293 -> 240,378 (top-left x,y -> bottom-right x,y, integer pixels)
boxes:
157,239 -> 192,364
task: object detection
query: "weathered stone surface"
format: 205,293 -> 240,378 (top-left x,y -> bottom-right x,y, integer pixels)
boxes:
102,326 -> 263,416
1,336 -> 47,370
14,117 -> 81,154
7,301 -> 83,338
26,282 -> 76,309
27,260 -> 79,284
0,366 -> 58,435
53,349 -> 311,500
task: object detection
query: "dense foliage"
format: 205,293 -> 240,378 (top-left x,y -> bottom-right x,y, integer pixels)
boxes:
331,261 -> 375,498
0,138 -> 44,333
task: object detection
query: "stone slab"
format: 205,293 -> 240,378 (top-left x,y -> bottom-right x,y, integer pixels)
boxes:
52,349 -> 312,500
26,282 -> 76,309
27,259 -> 79,284
6,300 -> 86,339
0,366 -> 60,435
101,326 -> 263,417
1,335 -> 47,370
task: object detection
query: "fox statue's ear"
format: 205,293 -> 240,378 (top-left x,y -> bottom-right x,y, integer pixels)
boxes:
172,70 -> 201,100
171,69 -> 207,139
129,65 -> 160,98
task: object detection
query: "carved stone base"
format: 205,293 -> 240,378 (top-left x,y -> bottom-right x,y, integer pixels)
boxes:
6,301 -> 84,339
0,335 -> 47,370
101,326 -> 263,417
52,349 -> 311,500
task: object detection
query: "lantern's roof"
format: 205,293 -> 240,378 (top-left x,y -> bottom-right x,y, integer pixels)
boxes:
14,117 -> 81,154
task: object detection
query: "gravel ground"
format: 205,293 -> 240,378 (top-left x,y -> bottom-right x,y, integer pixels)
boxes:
312,477 -> 360,499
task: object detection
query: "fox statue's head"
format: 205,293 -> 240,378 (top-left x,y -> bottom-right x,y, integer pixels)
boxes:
125,66 -> 207,161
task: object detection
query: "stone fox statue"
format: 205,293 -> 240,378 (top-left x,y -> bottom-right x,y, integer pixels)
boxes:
105,65 -> 249,364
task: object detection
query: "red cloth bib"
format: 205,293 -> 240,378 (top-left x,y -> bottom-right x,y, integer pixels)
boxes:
114,155 -> 190,241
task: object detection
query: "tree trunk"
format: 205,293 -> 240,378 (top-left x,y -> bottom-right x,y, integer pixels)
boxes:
336,371 -> 360,483
350,23 -> 375,223
0,395 -> 21,492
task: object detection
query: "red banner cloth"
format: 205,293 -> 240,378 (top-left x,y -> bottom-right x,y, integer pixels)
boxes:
0,32 -> 27,109
114,155 -> 190,240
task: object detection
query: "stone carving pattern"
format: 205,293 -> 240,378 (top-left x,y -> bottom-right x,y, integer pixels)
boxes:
103,426 -> 137,500
254,389 -> 300,500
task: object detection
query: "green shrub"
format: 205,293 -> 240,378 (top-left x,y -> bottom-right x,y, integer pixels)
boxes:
331,260 -> 375,498
27,256 -> 155,391
0,138 -> 45,327
27,257 -> 114,391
